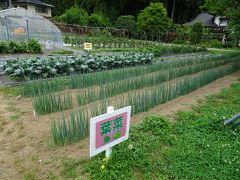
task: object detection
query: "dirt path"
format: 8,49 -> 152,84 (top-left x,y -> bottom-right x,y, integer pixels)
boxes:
0,71 -> 239,179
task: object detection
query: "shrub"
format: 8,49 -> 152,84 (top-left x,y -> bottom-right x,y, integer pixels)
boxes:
189,22 -> 203,44
0,41 -> 8,53
0,40 -> 41,54
61,6 -> 89,26
89,13 -> 111,27
137,2 -> 170,33
175,25 -> 191,41
209,39 -> 223,48
115,15 -> 136,32
27,39 -> 42,53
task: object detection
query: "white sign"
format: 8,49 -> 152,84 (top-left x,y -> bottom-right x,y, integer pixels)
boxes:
84,43 -> 92,50
90,106 -> 131,157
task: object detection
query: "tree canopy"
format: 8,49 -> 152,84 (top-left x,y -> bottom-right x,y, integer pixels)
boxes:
44,0 -> 204,24
137,2 -> 170,33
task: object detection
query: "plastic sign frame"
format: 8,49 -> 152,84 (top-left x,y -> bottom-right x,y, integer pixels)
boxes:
90,106 -> 131,157
84,43 -> 92,50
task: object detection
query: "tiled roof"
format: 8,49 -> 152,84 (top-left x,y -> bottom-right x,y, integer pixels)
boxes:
185,12 -> 216,27
13,0 -> 54,7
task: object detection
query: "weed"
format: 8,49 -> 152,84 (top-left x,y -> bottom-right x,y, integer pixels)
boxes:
77,82 -> 240,179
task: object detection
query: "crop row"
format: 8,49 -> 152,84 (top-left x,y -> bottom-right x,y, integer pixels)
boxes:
64,34 -> 207,56
76,57 -> 239,106
33,93 -> 73,115
51,61 -> 240,145
3,53 -> 153,80
32,56 -> 240,115
64,34 -> 158,48
141,45 -> 207,57
19,53 -> 233,97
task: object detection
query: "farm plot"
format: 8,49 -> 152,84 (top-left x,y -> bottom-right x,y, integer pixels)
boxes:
15,52 -> 240,145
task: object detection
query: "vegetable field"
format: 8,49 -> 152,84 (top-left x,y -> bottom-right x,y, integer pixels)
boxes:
15,52 -> 240,145
3,53 -> 153,80
0,50 -> 240,179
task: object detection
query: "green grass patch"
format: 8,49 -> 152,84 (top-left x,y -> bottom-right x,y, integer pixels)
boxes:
0,86 -> 20,96
50,49 -> 74,54
67,82 -> 240,179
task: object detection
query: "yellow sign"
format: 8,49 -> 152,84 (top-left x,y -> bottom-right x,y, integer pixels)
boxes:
84,43 -> 93,50
14,27 -> 25,34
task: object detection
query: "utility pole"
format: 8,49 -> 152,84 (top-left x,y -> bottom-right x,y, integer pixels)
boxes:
8,0 -> 12,8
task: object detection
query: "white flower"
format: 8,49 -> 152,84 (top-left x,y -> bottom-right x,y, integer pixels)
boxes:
128,144 -> 133,150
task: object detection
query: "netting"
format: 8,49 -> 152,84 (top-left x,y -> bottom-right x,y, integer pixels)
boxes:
0,7 -> 63,48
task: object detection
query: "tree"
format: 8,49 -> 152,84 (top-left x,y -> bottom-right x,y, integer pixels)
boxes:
137,2 -> 170,33
115,15 -> 136,32
89,13 -> 111,27
189,22 -> 203,44
60,7 -> 89,26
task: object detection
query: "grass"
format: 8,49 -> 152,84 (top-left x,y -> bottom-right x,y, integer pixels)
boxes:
62,82 -> 240,179
50,49 -> 74,54
0,86 -> 20,96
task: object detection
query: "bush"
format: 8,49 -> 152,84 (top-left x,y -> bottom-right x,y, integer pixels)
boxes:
28,39 -> 42,53
137,2 -> 170,33
61,6 -> 89,26
89,13 -> 111,27
175,25 -> 191,41
115,15 -> 136,32
0,41 -> 8,53
200,39 -> 224,48
189,22 -> 203,44
0,40 -> 42,54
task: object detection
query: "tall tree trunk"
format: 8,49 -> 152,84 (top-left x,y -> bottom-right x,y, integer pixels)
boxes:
178,1 -> 184,23
171,0 -> 176,20
8,0 -> 12,8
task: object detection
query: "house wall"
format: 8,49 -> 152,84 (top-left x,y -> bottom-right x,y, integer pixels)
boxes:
27,4 -> 52,17
13,3 -> 52,17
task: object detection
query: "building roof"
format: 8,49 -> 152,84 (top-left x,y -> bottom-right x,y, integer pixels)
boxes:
185,12 -> 217,27
13,0 -> 54,8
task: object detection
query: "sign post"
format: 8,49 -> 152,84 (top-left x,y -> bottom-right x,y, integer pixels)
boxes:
84,43 -> 92,52
90,106 -> 131,158
105,106 -> 114,158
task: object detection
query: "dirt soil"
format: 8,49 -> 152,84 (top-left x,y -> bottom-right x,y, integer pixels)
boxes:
0,71 -> 239,179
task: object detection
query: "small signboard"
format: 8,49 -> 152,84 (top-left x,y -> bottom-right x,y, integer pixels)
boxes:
90,106 -> 131,157
84,43 -> 92,50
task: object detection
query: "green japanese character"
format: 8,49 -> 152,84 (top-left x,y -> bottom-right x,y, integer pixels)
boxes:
113,116 -> 123,131
100,121 -> 112,136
